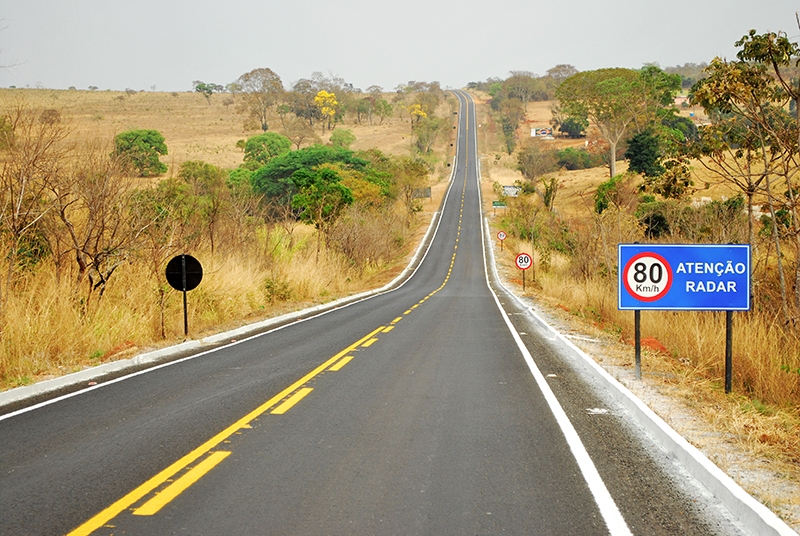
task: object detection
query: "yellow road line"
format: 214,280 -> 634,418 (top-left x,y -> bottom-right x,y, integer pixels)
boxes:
271,387 -> 313,415
328,355 -> 354,371
133,451 -> 231,516
361,338 -> 379,348
67,324 -> 386,536
382,326 -> 395,333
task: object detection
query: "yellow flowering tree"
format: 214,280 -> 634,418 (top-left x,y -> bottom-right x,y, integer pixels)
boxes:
407,103 -> 427,123
314,90 -> 338,132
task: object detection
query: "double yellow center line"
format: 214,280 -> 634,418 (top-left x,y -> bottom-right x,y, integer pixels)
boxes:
68,325 -> 385,535
70,94 -> 473,536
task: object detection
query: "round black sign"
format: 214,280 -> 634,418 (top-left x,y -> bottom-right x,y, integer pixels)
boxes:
165,254 -> 203,291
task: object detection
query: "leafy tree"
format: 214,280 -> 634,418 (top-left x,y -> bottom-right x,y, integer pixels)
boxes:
625,130 -> 664,177
193,80 -> 224,104
243,132 -> 292,169
407,103 -> 427,123
391,156 -> 430,221
234,67 -> 284,131
594,174 -> 630,214
555,147 -> 603,170
557,67 -> 680,177
559,116 -> 588,138
112,129 -> 168,177
556,68 -> 640,177
374,99 -> 393,124
289,79 -> 321,127
290,167 -> 354,260
411,116 -> 445,154
251,145 -> 368,203
689,29 -> 800,319
330,129 -> 355,149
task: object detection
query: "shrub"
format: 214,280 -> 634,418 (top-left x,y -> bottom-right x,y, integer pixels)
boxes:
555,147 -> 603,170
112,129 -> 168,177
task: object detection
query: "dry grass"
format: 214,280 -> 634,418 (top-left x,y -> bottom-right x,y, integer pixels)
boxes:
0,88 -> 457,389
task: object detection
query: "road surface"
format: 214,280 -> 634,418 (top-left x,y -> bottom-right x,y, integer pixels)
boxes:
0,91 -> 743,535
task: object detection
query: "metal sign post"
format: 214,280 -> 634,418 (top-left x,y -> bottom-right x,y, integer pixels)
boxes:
497,231 -> 506,251
515,252 -> 532,292
165,254 -> 203,337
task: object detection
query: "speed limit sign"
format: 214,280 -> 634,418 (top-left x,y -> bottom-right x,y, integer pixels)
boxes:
515,252 -> 533,271
622,252 -> 672,302
497,231 -> 507,241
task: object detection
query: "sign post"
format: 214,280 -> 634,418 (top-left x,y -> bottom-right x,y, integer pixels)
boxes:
619,244 -> 750,391
497,231 -> 507,251
165,254 -> 203,336
515,252 -> 533,291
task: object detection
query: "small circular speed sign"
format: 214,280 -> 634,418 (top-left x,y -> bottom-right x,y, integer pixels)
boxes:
515,252 -> 533,271
622,252 -> 673,302
497,231 -> 507,241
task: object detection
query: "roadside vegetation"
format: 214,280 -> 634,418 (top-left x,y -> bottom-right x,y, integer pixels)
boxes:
0,72 -> 455,388
476,30 -> 800,522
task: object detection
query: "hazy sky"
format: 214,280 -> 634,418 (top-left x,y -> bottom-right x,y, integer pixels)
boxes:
1,1 -> 798,92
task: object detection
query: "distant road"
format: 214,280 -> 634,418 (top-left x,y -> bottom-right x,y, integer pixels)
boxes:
0,92 -> 740,535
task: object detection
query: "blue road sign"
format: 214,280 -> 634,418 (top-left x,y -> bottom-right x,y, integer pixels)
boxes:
618,244 -> 750,310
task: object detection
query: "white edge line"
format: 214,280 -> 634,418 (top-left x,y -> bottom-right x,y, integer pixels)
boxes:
0,117 -> 466,421
466,90 -> 632,536
482,219 -> 795,535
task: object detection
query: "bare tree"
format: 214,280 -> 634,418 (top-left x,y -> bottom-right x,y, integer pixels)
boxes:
0,104 -> 69,311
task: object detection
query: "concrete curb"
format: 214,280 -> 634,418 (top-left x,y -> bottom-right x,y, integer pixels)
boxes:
483,218 -> 796,536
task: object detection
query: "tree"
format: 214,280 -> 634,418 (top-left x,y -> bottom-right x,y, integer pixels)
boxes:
234,68 -> 284,131
242,132 -> 292,169
49,139 -> 135,303
374,99 -> 393,124
391,156 -> 429,221
290,167 -> 353,260
193,80 -> 224,104
559,116 -> 588,138
330,129 -> 355,149
112,129 -> 168,177
282,115 -> 320,150
314,90 -> 338,131
411,116 -> 445,154
689,30 -> 800,320
0,104 -> 69,309
517,140 -> 557,182
178,161 -> 230,254
556,68 -> 640,177
546,64 -> 579,85
625,130 -> 664,177
251,145 -> 368,206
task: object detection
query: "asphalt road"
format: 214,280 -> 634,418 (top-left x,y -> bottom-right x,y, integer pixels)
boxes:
0,92 -> 745,535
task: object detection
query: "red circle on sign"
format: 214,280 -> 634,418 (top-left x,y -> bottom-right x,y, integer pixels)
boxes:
515,252 -> 532,271
497,231 -> 507,241
623,252 -> 673,302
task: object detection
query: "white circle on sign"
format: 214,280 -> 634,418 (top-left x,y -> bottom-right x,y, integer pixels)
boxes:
497,231 -> 507,241
623,252 -> 673,302
515,252 -> 532,271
